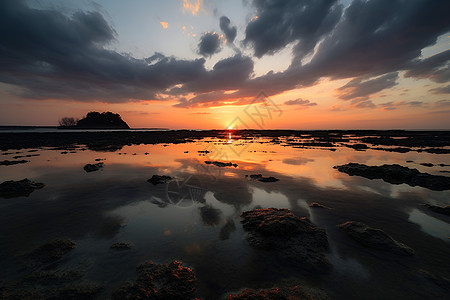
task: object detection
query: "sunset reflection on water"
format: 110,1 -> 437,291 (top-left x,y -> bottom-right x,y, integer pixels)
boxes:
0,135 -> 449,299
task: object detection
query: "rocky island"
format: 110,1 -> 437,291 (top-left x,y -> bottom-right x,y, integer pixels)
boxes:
58,111 -> 130,129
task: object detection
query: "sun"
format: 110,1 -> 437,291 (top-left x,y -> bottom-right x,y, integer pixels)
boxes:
228,126 -> 233,130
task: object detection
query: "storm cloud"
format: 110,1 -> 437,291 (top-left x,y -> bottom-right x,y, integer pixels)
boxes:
198,32 -> 222,57
244,0 -> 342,59
336,72 -> 399,101
219,16 -> 237,44
0,0 -> 449,108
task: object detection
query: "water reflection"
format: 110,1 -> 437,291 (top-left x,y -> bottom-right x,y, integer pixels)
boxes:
408,209 -> 450,241
1,137 -> 449,299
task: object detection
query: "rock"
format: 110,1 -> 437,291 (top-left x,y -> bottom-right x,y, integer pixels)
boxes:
204,160 -> 238,167
112,260 -> 197,300
24,239 -> 76,264
258,176 -> 279,182
247,174 -> 262,179
0,159 -> 29,166
227,286 -> 315,300
147,175 -> 173,185
372,147 -> 412,153
420,163 -> 434,167
83,162 -> 103,172
423,148 -> 450,154
424,204 -> 450,216
334,163 -> 450,191
110,242 -> 133,250
241,208 -> 330,270
337,221 -> 414,256
0,178 -> 45,198
345,143 -> 369,150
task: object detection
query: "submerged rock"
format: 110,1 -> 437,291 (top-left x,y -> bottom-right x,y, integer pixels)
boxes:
147,174 -> 173,185
0,178 -> 45,198
424,204 -> 450,216
0,159 -> 29,166
227,285 -> 315,300
258,176 -> 279,182
110,242 -> 133,250
83,162 -> 104,172
241,208 -> 330,270
337,221 -> 414,256
24,239 -> 76,264
112,260 -> 197,299
334,163 -> 450,191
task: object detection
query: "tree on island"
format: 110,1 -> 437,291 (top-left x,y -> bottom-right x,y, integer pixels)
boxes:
58,112 -> 130,129
58,117 -> 78,127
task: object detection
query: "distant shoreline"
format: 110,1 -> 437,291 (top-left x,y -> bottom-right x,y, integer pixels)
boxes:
0,126 -> 449,131
1,129 -> 449,152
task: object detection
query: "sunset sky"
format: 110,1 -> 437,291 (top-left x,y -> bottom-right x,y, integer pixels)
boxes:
0,0 -> 449,129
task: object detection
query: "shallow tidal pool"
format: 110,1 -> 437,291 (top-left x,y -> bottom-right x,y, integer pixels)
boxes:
0,134 -> 449,299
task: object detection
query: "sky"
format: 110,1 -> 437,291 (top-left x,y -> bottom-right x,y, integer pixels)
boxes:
0,0 -> 449,129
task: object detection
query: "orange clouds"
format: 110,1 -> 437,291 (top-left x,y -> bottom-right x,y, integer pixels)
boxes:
160,21 -> 168,29
182,0 -> 201,16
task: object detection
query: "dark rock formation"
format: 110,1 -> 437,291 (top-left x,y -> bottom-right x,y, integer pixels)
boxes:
241,208 -> 330,270
258,176 -> 279,182
334,163 -> 450,191
345,143 -> 369,150
112,260 -> 197,300
372,147 -> 412,153
423,148 -> 450,154
147,175 -> 173,185
0,178 -> 44,198
424,204 -> 450,216
227,285 -> 315,300
76,111 -> 130,129
110,242 -> 133,250
24,239 -> 76,264
205,160 -> 238,167
83,162 -> 104,172
420,163 -> 434,167
0,159 -> 29,166
337,221 -> 414,256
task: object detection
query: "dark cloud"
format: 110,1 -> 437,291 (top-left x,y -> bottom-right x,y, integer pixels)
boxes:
244,0 -> 342,59
181,54 -> 253,92
308,0 -> 450,79
430,85 -> 450,94
404,50 -> 450,83
434,99 -> 450,107
219,16 -> 237,43
0,0 -> 449,109
379,101 -> 424,111
336,72 -> 399,101
284,98 -> 317,107
198,32 -> 222,57
0,0 -> 209,102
